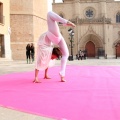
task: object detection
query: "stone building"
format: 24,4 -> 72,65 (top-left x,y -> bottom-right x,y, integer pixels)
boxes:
0,0 -> 11,59
0,0 -> 48,60
52,0 -> 120,58
10,0 -> 48,60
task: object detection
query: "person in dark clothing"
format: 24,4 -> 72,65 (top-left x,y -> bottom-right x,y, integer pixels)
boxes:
76,54 -> 79,60
26,44 -> 31,64
30,43 -> 35,63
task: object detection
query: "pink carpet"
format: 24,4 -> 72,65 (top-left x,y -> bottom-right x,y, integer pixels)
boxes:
0,65 -> 120,120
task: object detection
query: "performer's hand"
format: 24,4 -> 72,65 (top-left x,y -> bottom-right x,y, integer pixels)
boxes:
67,21 -> 76,27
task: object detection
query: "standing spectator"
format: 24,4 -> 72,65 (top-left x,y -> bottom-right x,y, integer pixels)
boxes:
79,50 -> 84,60
80,51 -> 84,60
76,54 -> 79,60
30,43 -> 35,63
79,50 -> 82,54
26,44 -> 31,64
84,51 -> 86,59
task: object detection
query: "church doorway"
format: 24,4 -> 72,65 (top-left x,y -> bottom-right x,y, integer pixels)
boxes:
116,45 -> 120,57
79,33 -> 103,58
85,41 -> 95,57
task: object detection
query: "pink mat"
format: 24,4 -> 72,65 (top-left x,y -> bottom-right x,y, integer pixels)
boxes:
0,65 -> 120,120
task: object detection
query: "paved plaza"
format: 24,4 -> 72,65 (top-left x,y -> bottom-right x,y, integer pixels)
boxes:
0,58 -> 120,120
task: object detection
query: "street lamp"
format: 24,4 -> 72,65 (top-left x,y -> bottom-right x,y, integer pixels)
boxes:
68,28 -> 74,61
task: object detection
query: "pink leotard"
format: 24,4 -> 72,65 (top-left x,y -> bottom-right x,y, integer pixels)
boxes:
35,11 -> 69,77
47,11 -> 69,77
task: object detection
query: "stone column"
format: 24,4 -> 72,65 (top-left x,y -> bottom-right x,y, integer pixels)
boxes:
99,0 -> 108,57
73,0 -> 80,53
99,0 -> 107,17
73,0 -> 80,17
4,27 -> 12,59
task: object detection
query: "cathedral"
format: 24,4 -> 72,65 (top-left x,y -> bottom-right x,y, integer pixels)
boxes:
52,0 -> 120,58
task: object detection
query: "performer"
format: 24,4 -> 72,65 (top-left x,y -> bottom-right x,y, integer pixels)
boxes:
34,11 -> 75,83
34,47 -> 62,83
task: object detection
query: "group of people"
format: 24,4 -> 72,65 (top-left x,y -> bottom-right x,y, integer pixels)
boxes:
33,11 -> 75,83
26,43 -> 35,64
76,50 -> 86,60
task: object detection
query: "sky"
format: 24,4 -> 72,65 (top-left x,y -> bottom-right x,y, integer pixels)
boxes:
48,0 -> 120,11
48,0 -> 63,11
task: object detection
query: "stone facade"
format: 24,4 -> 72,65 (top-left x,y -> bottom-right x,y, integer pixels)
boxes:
0,0 -> 12,59
10,0 -> 48,60
53,0 -> 120,58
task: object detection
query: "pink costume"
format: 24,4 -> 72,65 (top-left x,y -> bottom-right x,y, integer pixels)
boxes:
35,11 -> 69,77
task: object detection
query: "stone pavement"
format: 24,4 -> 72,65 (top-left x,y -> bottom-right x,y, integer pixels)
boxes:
0,58 -> 120,120
0,58 -> 120,75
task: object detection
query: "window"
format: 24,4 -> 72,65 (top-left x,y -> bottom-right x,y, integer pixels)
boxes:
0,35 -> 5,57
116,12 -> 120,23
84,7 -> 95,19
0,2 -> 3,24
86,9 -> 93,18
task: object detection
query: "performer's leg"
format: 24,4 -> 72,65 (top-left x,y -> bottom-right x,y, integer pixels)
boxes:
47,11 -> 68,37
44,68 -> 51,79
58,37 -> 69,78
33,69 -> 41,83
47,11 -> 75,37
47,11 -> 74,81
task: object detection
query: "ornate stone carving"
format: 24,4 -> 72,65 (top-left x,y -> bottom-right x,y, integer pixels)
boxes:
70,16 -> 111,24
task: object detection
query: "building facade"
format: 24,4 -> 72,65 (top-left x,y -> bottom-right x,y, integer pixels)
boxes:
0,0 -> 11,59
0,0 -> 48,60
53,0 -> 120,58
10,0 -> 48,60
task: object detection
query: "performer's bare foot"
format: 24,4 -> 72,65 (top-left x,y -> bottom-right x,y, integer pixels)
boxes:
33,78 -> 41,83
59,73 -> 66,82
67,21 -> 76,27
44,76 -> 51,79
61,76 -> 66,82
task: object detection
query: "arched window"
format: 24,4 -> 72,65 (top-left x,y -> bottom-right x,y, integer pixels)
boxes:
116,12 -> 120,23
